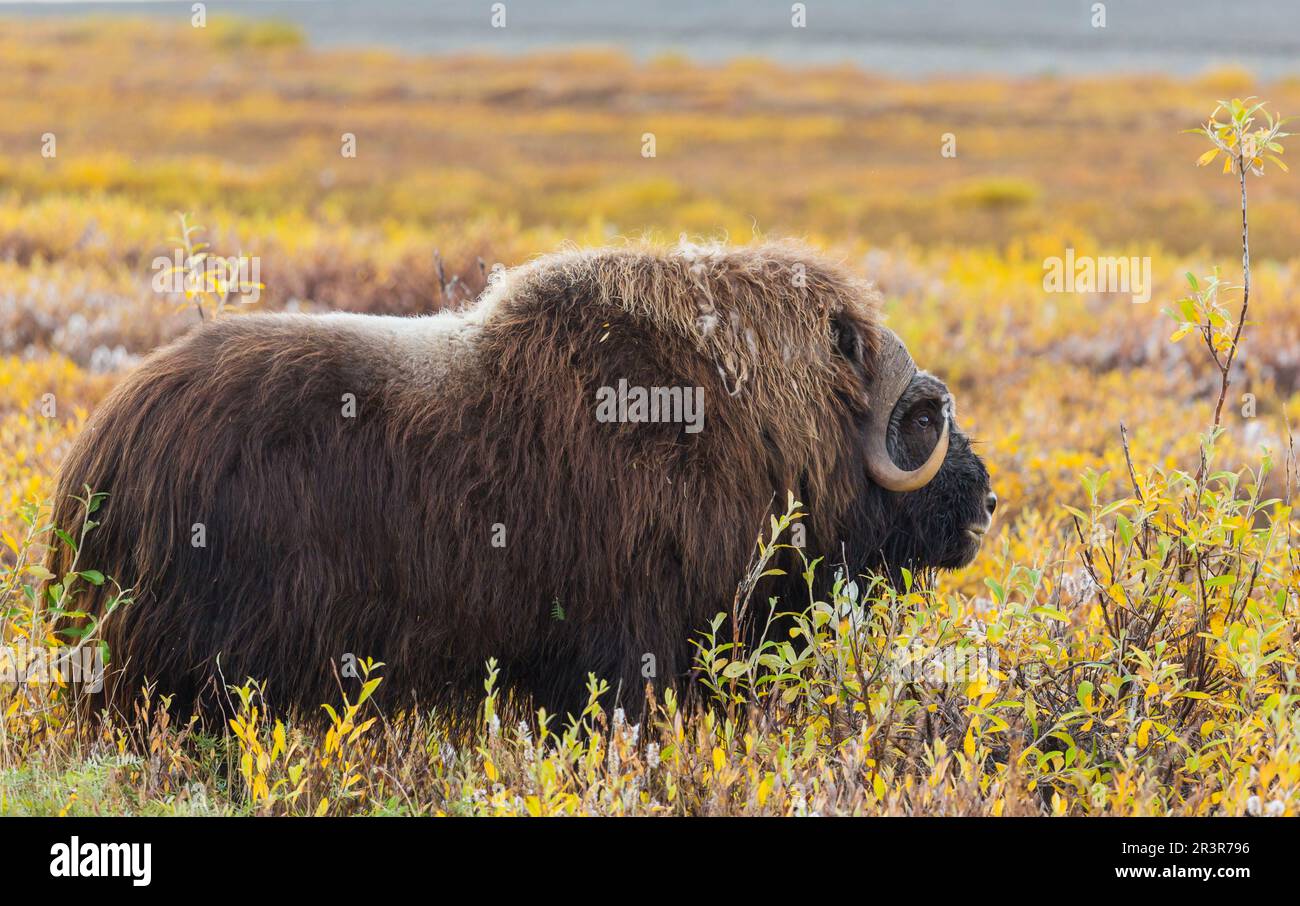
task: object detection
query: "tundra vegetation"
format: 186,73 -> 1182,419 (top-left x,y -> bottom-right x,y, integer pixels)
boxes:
2,21 -> 1300,815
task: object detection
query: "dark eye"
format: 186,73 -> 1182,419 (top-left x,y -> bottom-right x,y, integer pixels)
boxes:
914,412 -> 933,429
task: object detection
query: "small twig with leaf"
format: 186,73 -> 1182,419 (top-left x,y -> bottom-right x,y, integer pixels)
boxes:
1171,98 -> 1290,480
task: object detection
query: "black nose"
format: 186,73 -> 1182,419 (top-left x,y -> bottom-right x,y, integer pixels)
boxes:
985,491 -> 998,517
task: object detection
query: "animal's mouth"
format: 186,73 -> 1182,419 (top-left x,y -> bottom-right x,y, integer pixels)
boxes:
939,522 -> 991,570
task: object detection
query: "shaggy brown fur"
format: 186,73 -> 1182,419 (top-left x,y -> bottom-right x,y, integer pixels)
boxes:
46,240 -> 986,723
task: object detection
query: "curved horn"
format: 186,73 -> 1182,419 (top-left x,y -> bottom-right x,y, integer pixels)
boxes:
862,329 -> 949,492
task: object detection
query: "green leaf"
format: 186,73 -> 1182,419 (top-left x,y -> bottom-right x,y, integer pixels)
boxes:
1115,514 -> 1134,546
1076,680 -> 1095,708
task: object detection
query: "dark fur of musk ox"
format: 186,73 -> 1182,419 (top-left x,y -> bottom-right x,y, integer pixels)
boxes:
45,241 -> 993,724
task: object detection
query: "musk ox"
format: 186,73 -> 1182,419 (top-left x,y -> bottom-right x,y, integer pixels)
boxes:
47,241 -> 994,722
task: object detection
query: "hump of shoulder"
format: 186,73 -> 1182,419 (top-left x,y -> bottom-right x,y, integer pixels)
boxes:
473,242 -> 879,404
481,241 -> 876,340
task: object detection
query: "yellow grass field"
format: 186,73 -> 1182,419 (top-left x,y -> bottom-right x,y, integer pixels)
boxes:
1,19 -> 1299,815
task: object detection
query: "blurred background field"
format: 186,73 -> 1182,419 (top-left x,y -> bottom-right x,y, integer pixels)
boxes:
1,8 -> 1300,815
